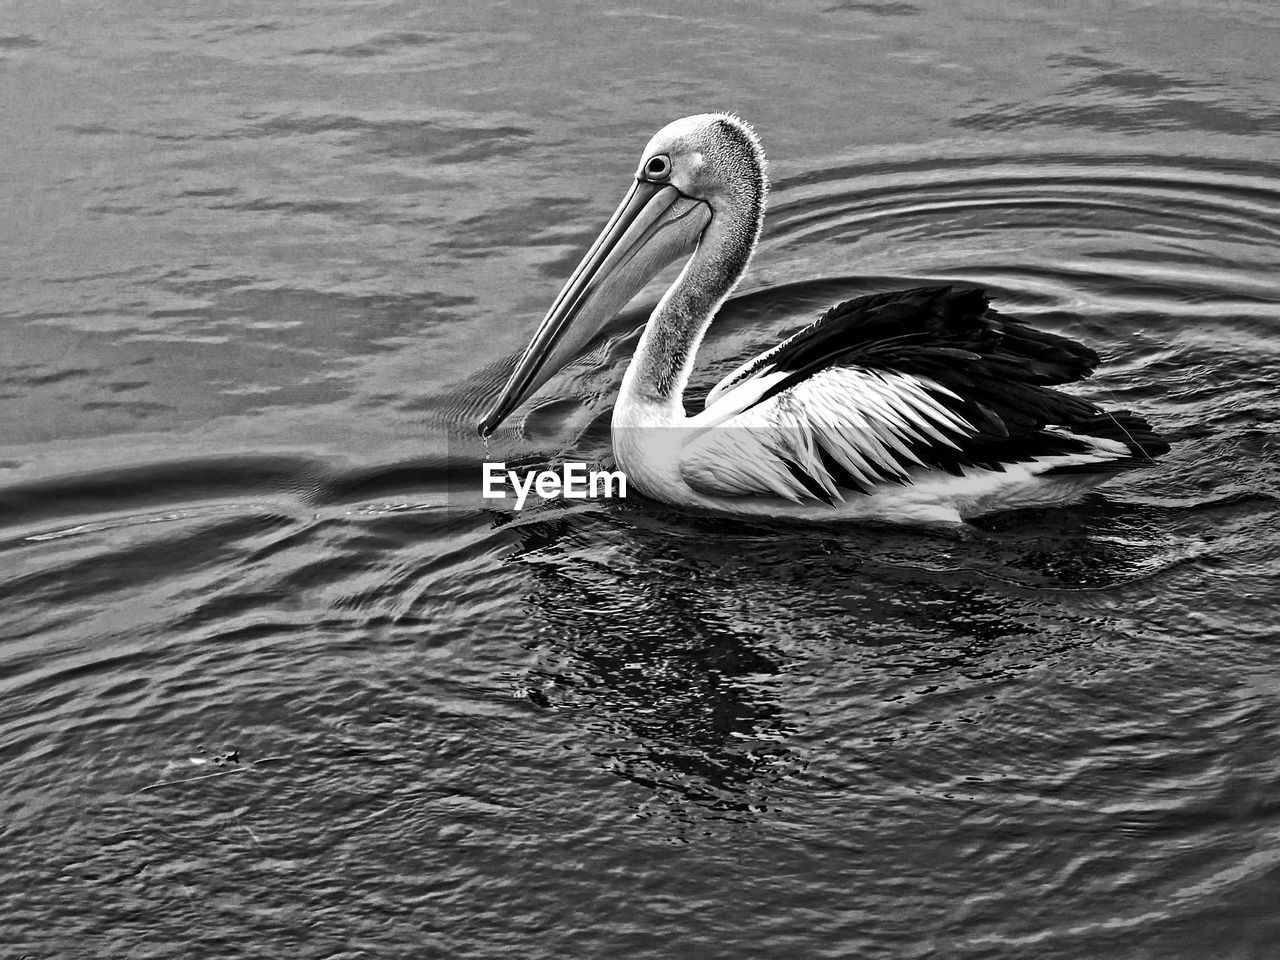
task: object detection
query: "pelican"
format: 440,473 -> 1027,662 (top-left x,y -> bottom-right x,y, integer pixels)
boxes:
478,113 -> 1169,523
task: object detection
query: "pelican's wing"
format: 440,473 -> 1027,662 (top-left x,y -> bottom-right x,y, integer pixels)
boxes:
706,285 -> 1097,411
683,286 -> 1166,503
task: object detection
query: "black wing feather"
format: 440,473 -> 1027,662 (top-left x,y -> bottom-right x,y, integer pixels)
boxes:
729,285 -> 1167,486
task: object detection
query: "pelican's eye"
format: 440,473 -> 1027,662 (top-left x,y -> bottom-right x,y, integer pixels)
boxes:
644,154 -> 672,180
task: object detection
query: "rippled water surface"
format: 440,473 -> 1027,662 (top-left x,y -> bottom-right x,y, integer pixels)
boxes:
3,2 -> 1279,957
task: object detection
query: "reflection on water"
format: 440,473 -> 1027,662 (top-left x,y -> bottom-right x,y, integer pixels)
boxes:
4,0 -> 1280,956
509,514 -> 800,826
494,498 -> 1213,833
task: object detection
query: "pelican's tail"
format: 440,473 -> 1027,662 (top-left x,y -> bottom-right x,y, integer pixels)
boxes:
1043,409 -> 1171,476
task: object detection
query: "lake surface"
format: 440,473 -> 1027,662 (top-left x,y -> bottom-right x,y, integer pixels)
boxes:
3,1 -> 1279,957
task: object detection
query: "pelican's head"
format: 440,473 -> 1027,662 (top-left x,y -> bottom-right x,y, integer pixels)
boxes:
632,113 -> 768,217
478,113 -> 767,437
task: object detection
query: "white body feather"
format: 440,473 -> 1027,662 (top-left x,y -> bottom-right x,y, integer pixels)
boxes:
613,365 -> 1133,524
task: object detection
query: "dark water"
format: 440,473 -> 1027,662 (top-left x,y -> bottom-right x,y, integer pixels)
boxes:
3,2 -> 1279,957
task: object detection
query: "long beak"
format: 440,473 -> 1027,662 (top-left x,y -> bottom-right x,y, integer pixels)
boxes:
478,179 -> 711,436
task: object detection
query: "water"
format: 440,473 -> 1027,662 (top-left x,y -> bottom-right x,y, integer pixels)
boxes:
2,1 -> 1279,956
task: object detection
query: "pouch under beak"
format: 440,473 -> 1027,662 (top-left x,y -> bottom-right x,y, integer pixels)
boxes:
478,180 -> 710,436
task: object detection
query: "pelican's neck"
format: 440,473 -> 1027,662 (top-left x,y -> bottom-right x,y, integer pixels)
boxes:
622,193 -> 762,414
